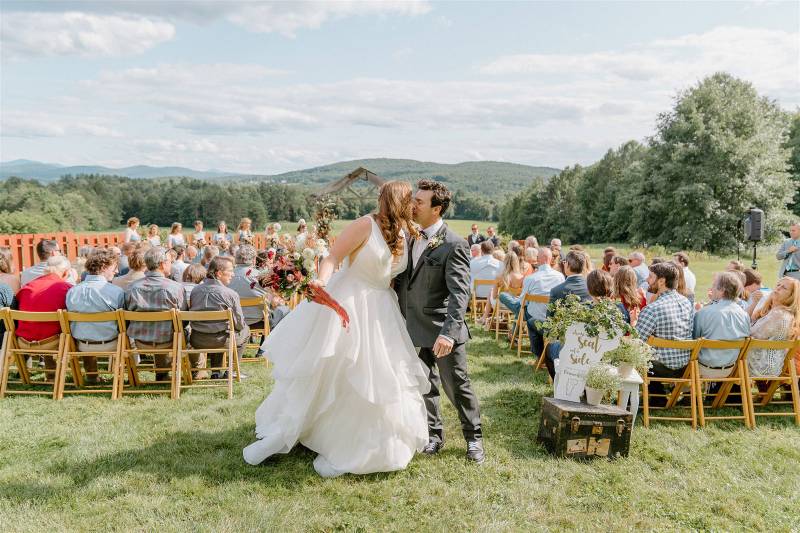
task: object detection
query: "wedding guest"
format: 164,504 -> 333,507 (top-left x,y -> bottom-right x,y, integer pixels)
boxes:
693,272 -> 750,378
524,236 -> 539,250
188,256 -> 249,380
170,245 -> 189,282
146,224 -> 161,247
185,245 -> 199,265
628,252 -> 650,288
65,248 -> 124,384
486,226 -> 500,247
481,250 -> 524,326
470,241 -> 501,303
167,223 -> 186,248
609,255 -> 629,276
213,221 -> 232,245
21,239 -> 61,287
118,243 -> 135,276
601,247 -> 617,272
491,249 -> 505,262
470,244 -> 481,258
124,217 -> 141,243
635,262 -> 694,405
182,263 -> 207,303
550,238 -> 562,263
238,218 -> 254,244
14,255 -> 73,379
614,265 -> 647,326
523,247 -> 537,275
467,224 -> 486,246
727,260 -> 744,272
113,247 -> 146,292
229,245 -> 268,358
673,252 -> 696,294
191,220 -> 206,247
776,222 -> 800,281
124,247 -> 187,381
201,245 -> 220,268
587,269 -> 629,322
747,277 -> 799,376
76,245 -> 94,281
0,247 -> 20,295
0,280 -> 12,339
514,248 -> 564,357
269,295 -> 291,330
744,268 -> 771,319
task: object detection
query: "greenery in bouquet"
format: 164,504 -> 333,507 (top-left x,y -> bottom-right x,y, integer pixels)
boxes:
537,294 -> 635,342
585,363 -> 622,392
602,337 -> 654,373
314,195 -> 338,244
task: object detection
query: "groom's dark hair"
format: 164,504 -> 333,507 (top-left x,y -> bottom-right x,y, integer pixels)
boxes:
417,179 -> 451,216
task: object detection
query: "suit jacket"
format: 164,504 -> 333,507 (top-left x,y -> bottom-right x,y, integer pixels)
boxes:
395,223 -> 471,348
776,238 -> 800,277
547,274 -> 591,316
467,233 -> 486,246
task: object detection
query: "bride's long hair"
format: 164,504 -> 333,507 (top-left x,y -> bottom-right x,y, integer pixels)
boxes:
376,180 -> 419,257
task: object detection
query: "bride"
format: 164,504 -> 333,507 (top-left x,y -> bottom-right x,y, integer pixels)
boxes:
243,181 -> 431,477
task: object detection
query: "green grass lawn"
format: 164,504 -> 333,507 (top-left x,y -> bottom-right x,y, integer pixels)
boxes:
1,327 -> 798,531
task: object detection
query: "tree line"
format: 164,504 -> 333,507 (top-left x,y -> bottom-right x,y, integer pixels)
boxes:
500,72 -> 799,252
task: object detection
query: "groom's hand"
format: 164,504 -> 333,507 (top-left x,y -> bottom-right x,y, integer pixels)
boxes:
433,336 -> 454,358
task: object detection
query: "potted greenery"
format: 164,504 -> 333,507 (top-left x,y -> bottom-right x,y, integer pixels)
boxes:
584,364 -> 622,406
602,337 -> 654,378
538,294 -> 635,343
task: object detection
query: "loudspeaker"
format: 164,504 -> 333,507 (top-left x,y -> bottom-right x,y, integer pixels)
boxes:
744,208 -> 764,242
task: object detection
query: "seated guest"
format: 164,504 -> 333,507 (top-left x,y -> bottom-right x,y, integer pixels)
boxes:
118,243 -> 136,276
635,262 -> 694,404
188,256 -> 249,380
167,223 -> 186,248
727,260 -> 745,272
470,241 -> 501,301
14,256 -> 73,379
609,255 -> 629,276
522,247 -> 537,276
491,249 -> 506,262
486,226 -> 500,247
743,268 -> 771,320
470,244 -> 481,259
182,263 -> 207,303
146,224 -> 161,246
650,257 -> 665,265
673,252 -> 696,294
201,245 -> 220,268
524,236 -> 539,250
0,280 -> 12,340
21,239 -> 61,286
748,277 -> 800,376
601,247 -> 617,272
693,272 -> 750,378
613,266 -> 646,326
125,247 -> 186,381
587,269 -> 629,323
467,224 -> 485,246
65,249 -> 125,384
673,261 -> 695,304
76,245 -> 94,281
170,245 -> 189,282
124,217 -> 141,243
627,252 -> 650,288
544,250 -> 591,377
229,245 -> 268,356
113,247 -> 146,292
269,295 -> 291,330
549,238 -> 562,267
0,247 -> 20,295
186,245 -> 199,264
481,250 -> 524,326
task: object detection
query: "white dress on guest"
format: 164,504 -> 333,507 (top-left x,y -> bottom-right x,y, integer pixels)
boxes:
747,308 -> 794,376
243,216 -> 429,476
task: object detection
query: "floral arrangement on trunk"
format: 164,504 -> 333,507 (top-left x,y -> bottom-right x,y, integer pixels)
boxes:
538,294 -> 635,342
258,237 -> 348,329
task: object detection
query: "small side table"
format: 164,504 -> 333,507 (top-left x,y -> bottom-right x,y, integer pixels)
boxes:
617,369 -> 644,426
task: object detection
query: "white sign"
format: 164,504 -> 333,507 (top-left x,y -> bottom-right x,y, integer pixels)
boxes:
554,323 -> 622,402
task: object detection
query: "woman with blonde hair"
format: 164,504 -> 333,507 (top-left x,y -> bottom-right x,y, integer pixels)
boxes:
0,247 -> 21,294
480,249 -> 524,326
167,222 -> 185,248
238,218 -> 253,243
146,224 -> 161,246
244,180 -> 431,477
747,277 -> 800,377
124,217 -> 141,243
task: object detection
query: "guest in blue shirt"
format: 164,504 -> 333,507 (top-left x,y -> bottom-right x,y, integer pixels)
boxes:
693,271 -> 751,378
65,248 -> 125,384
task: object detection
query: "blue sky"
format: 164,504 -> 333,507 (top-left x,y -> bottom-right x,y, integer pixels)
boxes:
1,1 -> 798,174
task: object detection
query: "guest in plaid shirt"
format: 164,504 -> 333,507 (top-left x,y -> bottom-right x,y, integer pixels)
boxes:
125,247 -> 187,380
635,262 -> 694,405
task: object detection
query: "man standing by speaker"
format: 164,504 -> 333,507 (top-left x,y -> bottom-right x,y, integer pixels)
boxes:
777,222 -> 800,281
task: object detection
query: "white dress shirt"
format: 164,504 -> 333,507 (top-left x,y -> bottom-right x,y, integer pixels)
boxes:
412,219 -> 444,268
683,267 -> 697,293
521,264 -> 565,322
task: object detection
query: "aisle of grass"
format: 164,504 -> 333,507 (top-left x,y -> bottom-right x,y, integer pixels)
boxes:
1,326 -> 798,531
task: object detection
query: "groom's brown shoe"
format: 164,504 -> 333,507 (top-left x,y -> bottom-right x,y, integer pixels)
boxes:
466,440 -> 485,464
422,440 -> 443,455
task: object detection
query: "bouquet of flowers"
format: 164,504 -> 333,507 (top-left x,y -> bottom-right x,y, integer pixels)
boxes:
258,241 -> 349,329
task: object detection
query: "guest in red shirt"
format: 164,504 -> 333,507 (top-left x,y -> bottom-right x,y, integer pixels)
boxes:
14,256 -> 73,379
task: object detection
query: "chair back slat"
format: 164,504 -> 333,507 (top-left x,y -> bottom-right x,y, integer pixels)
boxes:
121,310 -> 176,322
8,310 -> 61,322
62,310 -> 121,322
521,294 -> 549,305
177,310 -> 231,322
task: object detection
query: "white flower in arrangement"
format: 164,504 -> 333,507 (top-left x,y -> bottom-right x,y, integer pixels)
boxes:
273,223 -> 282,232
296,234 -> 307,249
302,247 -> 316,261
315,240 -> 327,254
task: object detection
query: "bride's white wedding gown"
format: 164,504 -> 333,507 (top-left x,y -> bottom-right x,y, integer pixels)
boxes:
243,216 -> 431,476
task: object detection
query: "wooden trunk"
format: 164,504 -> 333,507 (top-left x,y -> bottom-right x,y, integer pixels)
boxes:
537,397 -> 633,459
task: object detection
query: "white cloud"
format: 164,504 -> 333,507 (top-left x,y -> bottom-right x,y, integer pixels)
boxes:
1,12 -> 175,59
0,111 -> 124,138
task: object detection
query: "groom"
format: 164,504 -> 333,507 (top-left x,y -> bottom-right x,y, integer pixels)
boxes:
395,179 -> 485,464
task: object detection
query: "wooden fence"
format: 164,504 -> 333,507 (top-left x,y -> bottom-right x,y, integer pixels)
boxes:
0,232 -> 126,272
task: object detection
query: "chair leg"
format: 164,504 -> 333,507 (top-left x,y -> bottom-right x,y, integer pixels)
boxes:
789,366 -> 800,426
694,363 -> 705,428
227,343 -> 235,400
737,362 -> 752,429
171,346 -> 179,400
642,374 -> 651,428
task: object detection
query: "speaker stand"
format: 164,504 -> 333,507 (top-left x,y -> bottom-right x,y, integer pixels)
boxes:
751,242 -> 758,271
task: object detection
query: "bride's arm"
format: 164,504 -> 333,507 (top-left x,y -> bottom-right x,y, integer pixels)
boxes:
314,216 -> 372,286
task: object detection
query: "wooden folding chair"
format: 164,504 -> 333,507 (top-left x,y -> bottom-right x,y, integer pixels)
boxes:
0,308 -> 9,393
471,279 -> 496,322
513,294 -> 549,356
0,309 -> 67,399
642,337 -> 702,428
117,310 -> 180,399
737,339 -> 800,427
493,287 -> 522,341
57,310 -> 124,400
239,295 -> 270,365
692,338 -> 751,428
176,310 -> 240,399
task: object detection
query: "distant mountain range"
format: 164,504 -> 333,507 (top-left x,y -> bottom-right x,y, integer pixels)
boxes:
0,158 -> 560,196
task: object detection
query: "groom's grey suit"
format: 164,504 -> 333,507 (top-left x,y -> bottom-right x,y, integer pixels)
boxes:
395,222 -> 482,444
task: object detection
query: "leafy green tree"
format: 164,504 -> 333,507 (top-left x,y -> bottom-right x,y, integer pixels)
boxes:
785,111 -> 800,217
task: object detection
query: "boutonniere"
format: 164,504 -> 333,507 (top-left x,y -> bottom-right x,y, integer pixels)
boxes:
427,234 -> 444,250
